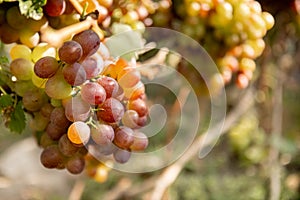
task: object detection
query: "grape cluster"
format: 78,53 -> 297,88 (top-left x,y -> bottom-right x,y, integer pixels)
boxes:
8,29 -> 149,175
154,0 -> 274,88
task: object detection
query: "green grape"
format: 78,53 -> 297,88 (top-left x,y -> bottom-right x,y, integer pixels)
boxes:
32,43 -> 57,63
40,132 -> 56,148
14,80 -> 36,97
10,58 -> 34,80
29,112 -> 50,132
19,28 -> 40,48
6,6 -> 28,30
22,89 -> 48,112
45,68 -> 73,99
10,44 -> 32,60
261,11 -> 275,30
32,73 -> 47,88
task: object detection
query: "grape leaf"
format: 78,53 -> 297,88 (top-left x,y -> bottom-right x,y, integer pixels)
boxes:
8,101 -> 26,134
0,95 -> 13,109
18,0 -> 46,20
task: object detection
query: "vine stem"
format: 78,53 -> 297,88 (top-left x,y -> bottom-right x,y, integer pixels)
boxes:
0,86 -> 7,95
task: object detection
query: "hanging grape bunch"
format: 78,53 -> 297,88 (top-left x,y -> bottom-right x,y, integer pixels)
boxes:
152,0 -> 275,89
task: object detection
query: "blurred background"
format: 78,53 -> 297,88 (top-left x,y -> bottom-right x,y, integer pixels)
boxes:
1,0 -> 300,199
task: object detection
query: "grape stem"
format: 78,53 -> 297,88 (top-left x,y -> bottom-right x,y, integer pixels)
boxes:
0,86 -> 7,95
40,18 -> 103,48
68,0 -> 104,40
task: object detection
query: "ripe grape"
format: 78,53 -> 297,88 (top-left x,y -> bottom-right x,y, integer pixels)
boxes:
22,89 -> 47,112
62,62 -> 87,86
72,30 -> 101,60
59,134 -> 79,157
34,56 -> 59,78
58,41 -> 83,64
0,23 -> 19,44
40,145 -> 65,169
64,96 -> 91,122
91,123 -> 114,145
67,121 -> 91,145
44,0 -> 66,17
113,149 -> 131,164
81,82 -> 106,105
46,122 -> 66,140
45,69 -> 73,99
121,110 -> 139,129
130,131 -> 148,151
66,156 -> 85,174
113,126 -> 134,149
40,103 -> 55,118
97,76 -> 119,98
127,98 -> 148,117
10,58 -> 34,80
97,142 -> 117,155
50,107 -> 71,129
97,98 -> 124,123
82,57 -> 102,79
118,68 -> 141,89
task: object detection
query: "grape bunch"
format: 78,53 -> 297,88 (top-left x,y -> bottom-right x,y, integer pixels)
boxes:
7,29 -> 149,175
153,0 -> 274,89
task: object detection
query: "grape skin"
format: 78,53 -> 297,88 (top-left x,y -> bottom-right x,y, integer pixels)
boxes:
34,56 -> 59,78
59,41 -> 83,64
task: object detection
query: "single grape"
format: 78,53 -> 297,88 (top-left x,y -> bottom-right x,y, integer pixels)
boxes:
29,112 -> 50,132
46,122 -> 66,140
82,57 -> 102,79
62,62 -> 87,86
59,41 -> 83,64
45,69 -> 73,99
66,156 -> 85,174
97,142 -> 117,155
40,103 -> 55,118
34,56 -> 59,78
50,107 -> 71,129
32,43 -> 57,63
40,145 -> 65,169
0,23 -> 19,44
44,0 -> 66,17
31,72 -> 47,88
117,68 -> 141,89
97,76 -> 119,98
127,98 -> 148,117
14,80 -> 35,97
91,123 -> 114,145
113,149 -> 131,164
10,44 -> 32,60
40,132 -> 56,148
19,28 -> 40,48
130,131 -> 148,151
72,30 -> 100,60
10,58 -> 34,80
64,96 -> 91,122
113,126 -> 134,149
97,98 -> 124,123
67,121 -> 91,145
137,115 -> 148,127
81,82 -> 106,105
6,6 -> 28,30
121,110 -> 139,129
22,89 -> 47,112
58,134 -> 79,157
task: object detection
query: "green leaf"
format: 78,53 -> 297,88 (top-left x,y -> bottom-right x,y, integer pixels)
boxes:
0,95 -> 13,109
8,101 -> 26,134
